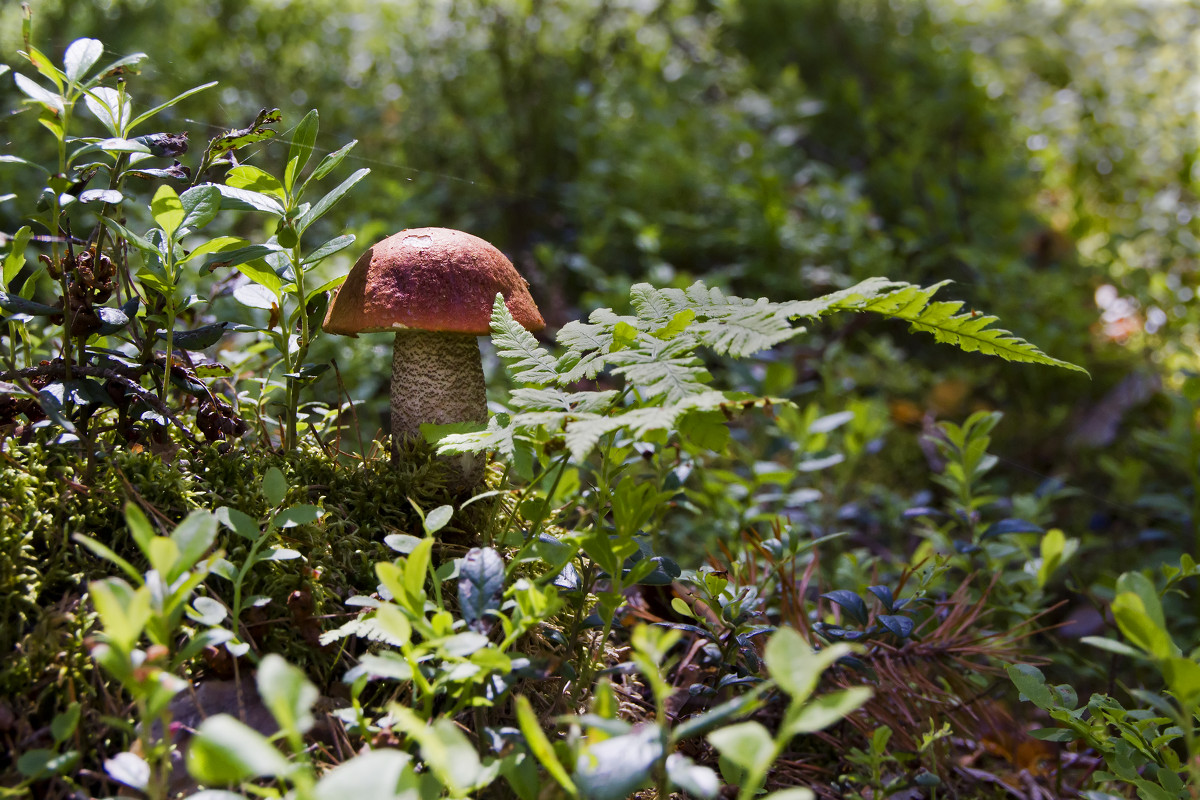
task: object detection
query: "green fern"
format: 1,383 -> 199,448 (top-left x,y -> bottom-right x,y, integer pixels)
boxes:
434,283 -> 1085,466
821,281 -> 1090,374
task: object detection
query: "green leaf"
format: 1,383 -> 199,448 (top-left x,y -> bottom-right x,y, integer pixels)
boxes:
515,695 -> 577,795
13,72 -> 64,116
124,502 -> 157,561
764,628 -> 851,703
1161,656 -> 1200,706
100,217 -> 160,255
215,507 -> 262,542
1112,592 -> 1177,660
179,185 -> 222,232
288,110 -> 319,178
707,721 -> 774,776
226,166 -> 287,203
0,290 -> 59,316
314,748 -> 415,800
24,46 -> 64,92
665,754 -> 720,800
762,790 -> 816,800
677,410 -> 731,451
784,687 -> 871,735
423,505 -> 453,536
458,547 -> 505,633
17,748 -> 77,779
171,322 -> 240,351
273,504 -> 324,529
262,467 -> 288,506
168,510 -> 218,581
73,533 -> 142,584
492,294 -> 560,384
209,183 -> 286,216
404,538 -> 434,605
89,578 -> 150,652
205,108 -> 281,156
306,139 -> 357,183
82,87 -> 130,136
574,725 -> 664,800
63,39 -> 103,84
389,705 -> 485,795
302,234 -> 356,265
187,714 -> 291,783
232,258 -> 283,299
151,184 -> 185,238
1007,664 -> 1057,710
257,654 -> 319,737
51,703 -> 81,744
608,334 -> 710,404
296,167 -> 370,233
372,605 -> 412,648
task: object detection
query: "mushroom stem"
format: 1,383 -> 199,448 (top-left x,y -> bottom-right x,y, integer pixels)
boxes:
390,330 -> 487,487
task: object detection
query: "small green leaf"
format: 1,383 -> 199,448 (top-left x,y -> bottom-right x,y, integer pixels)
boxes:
423,505 -> 453,535
127,81 -> 217,133
459,547 -> 505,633
51,703 -> 81,744
209,183 -> 286,216
257,654 -> 319,737
764,628 -> 851,703
216,506 -> 262,544
187,714 -> 290,783
169,510 -> 218,581
373,605 -> 412,647
515,695 -> 577,795
14,72 -> 64,116
1112,591 -> 1177,660
2,226 -> 31,289
296,167 -> 369,233
226,165 -> 287,203
313,748 -> 415,800
306,139 -> 357,184
273,504 -> 324,529
150,184 -> 185,238
179,185 -> 222,232
1007,664 -> 1057,710
89,578 -> 150,652
404,538 -> 434,604
302,234 -> 355,265
288,110 -> 319,178
63,39 -> 103,84
784,687 -> 872,735
707,721 -> 774,775
262,467 -> 288,506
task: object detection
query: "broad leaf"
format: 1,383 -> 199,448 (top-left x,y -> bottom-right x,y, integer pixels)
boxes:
458,547 -> 505,633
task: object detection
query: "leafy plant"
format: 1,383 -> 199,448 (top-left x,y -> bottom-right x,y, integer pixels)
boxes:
1011,559 -> 1200,798
74,504 -> 226,800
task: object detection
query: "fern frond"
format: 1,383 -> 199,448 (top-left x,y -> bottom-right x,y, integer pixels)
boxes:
782,277 -> 910,320
608,334 -> 711,404
490,294 -> 559,385
510,387 -> 620,414
828,282 -> 1089,374
629,282 -> 802,357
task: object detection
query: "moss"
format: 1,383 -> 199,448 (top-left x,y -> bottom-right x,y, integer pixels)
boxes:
0,435 -> 475,761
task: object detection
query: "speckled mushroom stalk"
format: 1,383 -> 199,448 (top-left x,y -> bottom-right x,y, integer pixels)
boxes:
323,227 -> 544,492
389,329 -> 488,485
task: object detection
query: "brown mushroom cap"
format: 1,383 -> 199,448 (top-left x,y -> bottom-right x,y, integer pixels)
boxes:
323,227 -> 545,336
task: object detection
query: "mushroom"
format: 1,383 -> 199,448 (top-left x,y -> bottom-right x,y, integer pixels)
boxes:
323,227 -> 544,488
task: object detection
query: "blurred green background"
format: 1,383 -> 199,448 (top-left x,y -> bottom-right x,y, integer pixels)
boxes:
1,0 -> 1197,481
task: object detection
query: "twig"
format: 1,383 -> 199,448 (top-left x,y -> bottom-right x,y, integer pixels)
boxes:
0,361 -> 199,444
